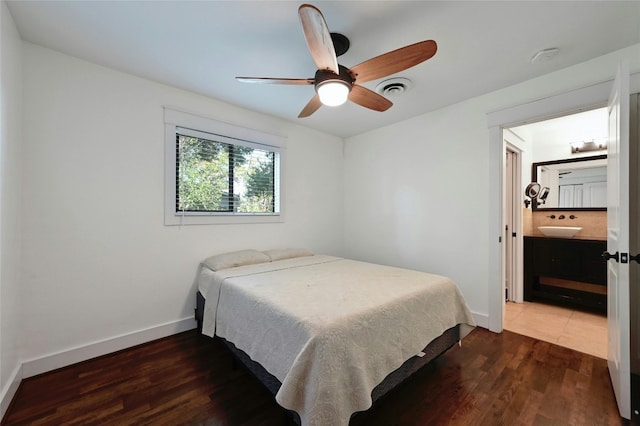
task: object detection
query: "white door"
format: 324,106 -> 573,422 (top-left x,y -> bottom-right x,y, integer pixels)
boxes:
606,62 -> 631,419
504,145 -> 522,303
505,150 -> 514,301
559,185 -> 576,207
584,181 -> 607,207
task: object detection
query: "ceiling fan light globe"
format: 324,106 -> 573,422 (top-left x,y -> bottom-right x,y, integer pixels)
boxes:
317,81 -> 350,106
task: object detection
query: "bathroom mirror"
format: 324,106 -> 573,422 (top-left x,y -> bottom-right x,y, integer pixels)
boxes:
531,154 -> 607,211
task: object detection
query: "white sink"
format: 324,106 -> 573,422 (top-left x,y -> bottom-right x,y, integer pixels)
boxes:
537,226 -> 583,238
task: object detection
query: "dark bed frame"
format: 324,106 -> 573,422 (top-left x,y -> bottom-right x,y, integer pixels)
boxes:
195,291 -> 460,424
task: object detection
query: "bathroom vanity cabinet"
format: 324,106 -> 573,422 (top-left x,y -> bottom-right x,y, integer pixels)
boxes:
524,236 -> 607,313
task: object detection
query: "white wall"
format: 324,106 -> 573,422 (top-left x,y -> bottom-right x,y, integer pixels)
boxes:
343,97 -> 492,321
343,44 -> 640,326
0,0 -> 23,417
19,43 -> 344,369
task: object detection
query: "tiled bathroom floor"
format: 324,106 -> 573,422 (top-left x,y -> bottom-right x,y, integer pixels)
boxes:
504,301 -> 607,359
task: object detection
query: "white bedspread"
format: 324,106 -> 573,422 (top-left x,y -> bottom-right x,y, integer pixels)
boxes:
198,255 -> 475,426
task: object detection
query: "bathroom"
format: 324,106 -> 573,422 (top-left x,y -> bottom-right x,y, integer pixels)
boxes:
504,107 -> 608,358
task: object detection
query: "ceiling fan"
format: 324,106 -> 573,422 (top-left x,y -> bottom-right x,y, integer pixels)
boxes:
236,4 -> 437,118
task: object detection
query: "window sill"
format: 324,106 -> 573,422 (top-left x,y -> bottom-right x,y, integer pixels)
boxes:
164,212 -> 283,226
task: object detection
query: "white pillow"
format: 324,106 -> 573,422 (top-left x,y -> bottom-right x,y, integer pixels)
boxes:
203,249 -> 271,271
262,248 -> 314,262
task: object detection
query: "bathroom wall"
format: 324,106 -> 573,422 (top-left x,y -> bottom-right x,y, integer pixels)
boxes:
525,209 -> 607,240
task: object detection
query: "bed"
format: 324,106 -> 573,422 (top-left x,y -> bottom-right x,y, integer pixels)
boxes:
195,248 -> 476,426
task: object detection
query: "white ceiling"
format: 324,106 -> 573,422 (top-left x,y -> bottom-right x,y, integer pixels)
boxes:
6,1 -> 640,138
510,107 -> 609,151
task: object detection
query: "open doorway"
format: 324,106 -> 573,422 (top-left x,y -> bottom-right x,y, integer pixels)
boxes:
502,108 -> 608,359
487,77 -> 622,333
488,73 -> 637,419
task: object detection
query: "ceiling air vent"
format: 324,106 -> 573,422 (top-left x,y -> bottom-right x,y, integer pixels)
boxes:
375,78 -> 413,97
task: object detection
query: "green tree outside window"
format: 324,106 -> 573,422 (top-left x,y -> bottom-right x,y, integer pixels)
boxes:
176,134 -> 276,214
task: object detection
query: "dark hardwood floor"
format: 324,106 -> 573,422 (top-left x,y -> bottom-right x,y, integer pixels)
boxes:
2,327 -> 627,425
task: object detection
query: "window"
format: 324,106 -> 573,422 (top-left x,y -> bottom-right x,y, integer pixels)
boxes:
164,107 -> 285,225
176,130 -> 279,214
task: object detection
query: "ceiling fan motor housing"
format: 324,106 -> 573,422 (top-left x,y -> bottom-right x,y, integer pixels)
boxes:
314,65 -> 354,90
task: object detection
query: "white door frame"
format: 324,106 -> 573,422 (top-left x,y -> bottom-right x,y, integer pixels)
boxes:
487,74 -> 640,333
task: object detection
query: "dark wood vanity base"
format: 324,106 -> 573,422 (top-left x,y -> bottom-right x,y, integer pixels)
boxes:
524,236 -> 607,314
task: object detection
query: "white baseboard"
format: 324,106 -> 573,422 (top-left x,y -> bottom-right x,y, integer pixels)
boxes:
471,311 -> 489,329
0,363 -> 23,421
22,317 -> 196,378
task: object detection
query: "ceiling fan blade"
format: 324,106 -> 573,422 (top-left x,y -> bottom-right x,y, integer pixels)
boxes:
350,40 -> 437,84
298,4 -> 339,73
298,94 -> 322,118
349,85 -> 392,112
236,77 -> 314,85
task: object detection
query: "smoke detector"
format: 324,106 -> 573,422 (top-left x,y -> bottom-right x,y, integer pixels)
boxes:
375,78 -> 413,97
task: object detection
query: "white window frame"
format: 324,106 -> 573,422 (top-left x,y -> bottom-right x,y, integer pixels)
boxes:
164,107 -> 286,225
